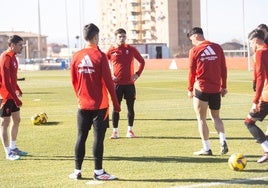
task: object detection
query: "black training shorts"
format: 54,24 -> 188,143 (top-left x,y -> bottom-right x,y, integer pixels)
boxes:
0,99 -> 20,117
194,89 -> 221,110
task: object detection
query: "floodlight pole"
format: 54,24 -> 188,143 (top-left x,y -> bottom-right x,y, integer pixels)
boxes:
65,0 -> 70,57
37,0 -> 41,58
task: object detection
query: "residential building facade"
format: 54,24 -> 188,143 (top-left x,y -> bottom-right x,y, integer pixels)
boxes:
0,31 -> 47,59
98,0 -> 200,57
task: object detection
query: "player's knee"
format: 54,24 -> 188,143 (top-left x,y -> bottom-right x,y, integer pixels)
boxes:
244,117 -> 255,128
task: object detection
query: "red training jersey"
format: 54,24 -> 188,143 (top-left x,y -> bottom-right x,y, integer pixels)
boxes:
0,49 -> 22,106
252,45 -> 268,103
188,40 -> 227,93
106,44 -> 145,85
71,44 -> 120,111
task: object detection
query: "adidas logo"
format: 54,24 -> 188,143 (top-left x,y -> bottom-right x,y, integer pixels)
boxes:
200,46 -> 218,61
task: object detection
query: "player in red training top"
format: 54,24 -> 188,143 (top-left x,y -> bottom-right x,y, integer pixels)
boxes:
106,28 -> 145,139
254,24 -> 268,139
69,23 -> 121,181
244,29 -> 268,163
0,35 -> 28,161
187,27 -> 228,156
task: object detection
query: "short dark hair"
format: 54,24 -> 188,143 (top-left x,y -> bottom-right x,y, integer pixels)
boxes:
8,35 -> 23,47
257,24 -> 268,31
187,27 -> 203,38
83,23 -> 99,41
248,29 -> 265,40
115,28 -> 126,36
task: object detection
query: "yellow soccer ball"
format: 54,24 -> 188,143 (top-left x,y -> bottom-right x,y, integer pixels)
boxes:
31,114 -> 42,125
39,112 -> 48,124
228,153 -> 247,171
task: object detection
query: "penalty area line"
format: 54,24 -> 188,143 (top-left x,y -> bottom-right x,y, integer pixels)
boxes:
170,176 -> 268,188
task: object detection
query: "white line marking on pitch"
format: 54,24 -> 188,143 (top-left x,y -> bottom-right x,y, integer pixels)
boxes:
86,180 -> 104,185
170,176 -> 268,188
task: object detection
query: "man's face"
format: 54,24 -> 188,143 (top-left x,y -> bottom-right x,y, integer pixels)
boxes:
249,38 -> 257,52
12,41 -> 24,54
116,33 -> 126,45
189,34 -> 198,46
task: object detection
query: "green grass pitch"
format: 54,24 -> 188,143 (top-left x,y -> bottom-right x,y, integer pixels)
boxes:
0,69 -> 267,188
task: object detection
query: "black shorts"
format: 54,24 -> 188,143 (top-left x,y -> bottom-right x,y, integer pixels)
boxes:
115,84 -> 136,102
0,99 -> 20,117
249,101 -> 268,122
77,108 -> 109,131
194,89 -> 221,110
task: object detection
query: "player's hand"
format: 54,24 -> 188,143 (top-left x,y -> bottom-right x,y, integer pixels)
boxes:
113,76 -> 118,82
250,103 -> 258,113
15,99 -> 22,107
114,105 -> 121,113
221,88 -> 228,97
132,73 -> 139,81
252,81 -> 256,92
187,91 -> 193,98
16,90 -> 22,97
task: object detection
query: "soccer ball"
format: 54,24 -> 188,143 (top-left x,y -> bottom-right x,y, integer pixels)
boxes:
228,153 -> 247,171
31,112 -> 48,125
39,112 -> 48,124
31,114 -> 42,125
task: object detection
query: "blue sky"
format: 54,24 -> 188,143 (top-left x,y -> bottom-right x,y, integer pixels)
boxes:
0,0 -> 267,46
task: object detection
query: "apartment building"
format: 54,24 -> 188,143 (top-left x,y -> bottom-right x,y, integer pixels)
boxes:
98,0 -> 200,57
0,31 -> 47,59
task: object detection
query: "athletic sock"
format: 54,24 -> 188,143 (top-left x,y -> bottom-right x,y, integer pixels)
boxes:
128,126 -> 133,131
113,128 -> 118,133
74,169 -> 81,175
9,141 -> 16,150
202,140 -> 210,151
261,140 -> 268,152
4,147 -> 10,155
219,132 -> 226,145
94,169 -> 104,175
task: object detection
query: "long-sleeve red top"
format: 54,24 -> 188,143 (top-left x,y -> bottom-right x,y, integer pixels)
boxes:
188,41 -> 227,93
0,49 -> 22,106
106,44 -> 145,85
252,45 -> 268,103
71,44 -> 120,111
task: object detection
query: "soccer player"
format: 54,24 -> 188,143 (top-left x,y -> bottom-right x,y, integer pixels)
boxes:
255,24 -> 268,139
187,27 -> 228,156
106,28 -> 145,139
69,23 -> 121,180
257,24 -> 268,45
244,29 -> 268,163
0,35 -> 28,160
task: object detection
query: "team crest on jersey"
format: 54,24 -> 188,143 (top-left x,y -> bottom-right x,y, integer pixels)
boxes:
200,46 -> 218,62
126,50 -> 129,54
78,54 -> 95,74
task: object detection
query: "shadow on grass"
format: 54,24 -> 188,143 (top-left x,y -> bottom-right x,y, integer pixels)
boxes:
33,121 -> 60,126
103,155 -> 228,163
136,135 -> 253,140
134,118 -> 245,121
116,178 -> 268,185
21,155 -> 227,163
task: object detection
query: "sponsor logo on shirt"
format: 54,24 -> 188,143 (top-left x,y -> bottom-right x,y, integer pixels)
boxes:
200,46 -> 218,62
78,54 -> 95,74
112,52 -> 118,56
